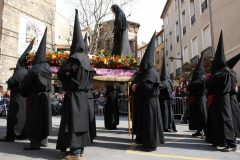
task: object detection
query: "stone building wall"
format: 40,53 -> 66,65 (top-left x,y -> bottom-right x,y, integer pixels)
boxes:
0,0 -> 56,88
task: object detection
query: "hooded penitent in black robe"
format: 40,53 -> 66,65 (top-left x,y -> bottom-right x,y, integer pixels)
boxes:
132,33 -> 164,149
5,39 -> 34,141
159,53 -> 176,132
227,53 -> 240,137
111,4 -> 132,56
56,10 -> 96,151
187,52 -> 207,133
205,32 -> 236,148
21,28 -> 52,147
104,84 -> 120,129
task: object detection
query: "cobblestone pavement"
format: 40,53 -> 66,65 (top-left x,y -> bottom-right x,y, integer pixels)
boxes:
0,116 -> 239,160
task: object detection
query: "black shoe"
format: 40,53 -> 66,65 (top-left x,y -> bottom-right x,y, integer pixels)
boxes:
80,147 -> 84,157
40,143 -> 48,147
164,129 -> 172,132
192,132 -> 202,137
140,146 -> 157,152
172,129 -> 178,132
221,146 -> 236,152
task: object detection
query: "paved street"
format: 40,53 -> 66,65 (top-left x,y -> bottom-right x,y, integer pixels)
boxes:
0,116 -> 239,160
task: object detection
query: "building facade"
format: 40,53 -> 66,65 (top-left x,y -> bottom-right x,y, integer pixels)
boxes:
155,30 -> 165,72
161,0 -> 212,78
98,20 -> 140,57
210,0 -> 240,83
0,0 -> 56,87
161,0 -> 240,83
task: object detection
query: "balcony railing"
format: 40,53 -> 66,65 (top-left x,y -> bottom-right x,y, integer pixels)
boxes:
191,14 -> 196,25
170,73 -> 174,80
201,46 -> 213,58
182,26 -> 186,35
201,0 -> 207,13
176,67 -> 182,77
190,55 -> 199,66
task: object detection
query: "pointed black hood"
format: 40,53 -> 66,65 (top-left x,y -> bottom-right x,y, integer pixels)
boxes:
139,32 -> 155,72
226,53 -> 240,69
70,9 -> 85,56
84,33 -> 89,54
16,38 -> 35,69
33,28 -> 47,65
211,31 -> 227,73
160,53 -> 168,81
192,52 -> 205,81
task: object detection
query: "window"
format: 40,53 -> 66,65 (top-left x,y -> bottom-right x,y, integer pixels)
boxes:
183,46 -> 189,63
192,36 -> 198,57
174,0 -> 178,9
176,21 -> 179,43
156,51 -> 160,64
190,0 -> 196,25
181,11 -> 186,35
203,24 -> 211,49
201,0 -> 207,13
176,53 -> 181,68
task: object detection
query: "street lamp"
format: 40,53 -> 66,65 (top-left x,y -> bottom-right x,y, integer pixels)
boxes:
169,57 -> 183,61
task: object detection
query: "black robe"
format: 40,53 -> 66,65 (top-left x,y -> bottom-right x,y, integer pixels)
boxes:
205,67 -> 235,145
56,57 -> 94,150
20,63 -> 52,141
6,68 -> 27,138
134,67 -> 164,147
159,79 -> 176,131
187,79 -> 207,131
229,69 -> 240,137
104,84 -> 120,129
87,89 -> 97,142
132,73 -> 144,142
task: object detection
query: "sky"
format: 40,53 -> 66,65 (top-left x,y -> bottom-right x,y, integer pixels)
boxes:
57,0 -> 167,46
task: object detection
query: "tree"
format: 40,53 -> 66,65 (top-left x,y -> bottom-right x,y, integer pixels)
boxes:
77,0 -> 133,54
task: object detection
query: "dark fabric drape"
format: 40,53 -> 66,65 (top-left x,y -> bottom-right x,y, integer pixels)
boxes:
104,84 -> 120,129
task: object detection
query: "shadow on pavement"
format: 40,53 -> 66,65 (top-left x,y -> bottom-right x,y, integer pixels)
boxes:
95,135 -> 134,143
0,140 -> 61,160
91,141 -> 130,150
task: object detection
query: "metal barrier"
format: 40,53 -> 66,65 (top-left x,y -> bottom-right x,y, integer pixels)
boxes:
171,97 -> 187,120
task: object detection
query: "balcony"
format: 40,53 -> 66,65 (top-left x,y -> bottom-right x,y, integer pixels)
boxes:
170,73 -> 174,80
176,67 -> 182,77
201,46 -> 213,58
176,35 -> 179,43
182,26 -> 186,35
201,0 -> 208,13
190,55 -> 199,66
191,14 -> 195,25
